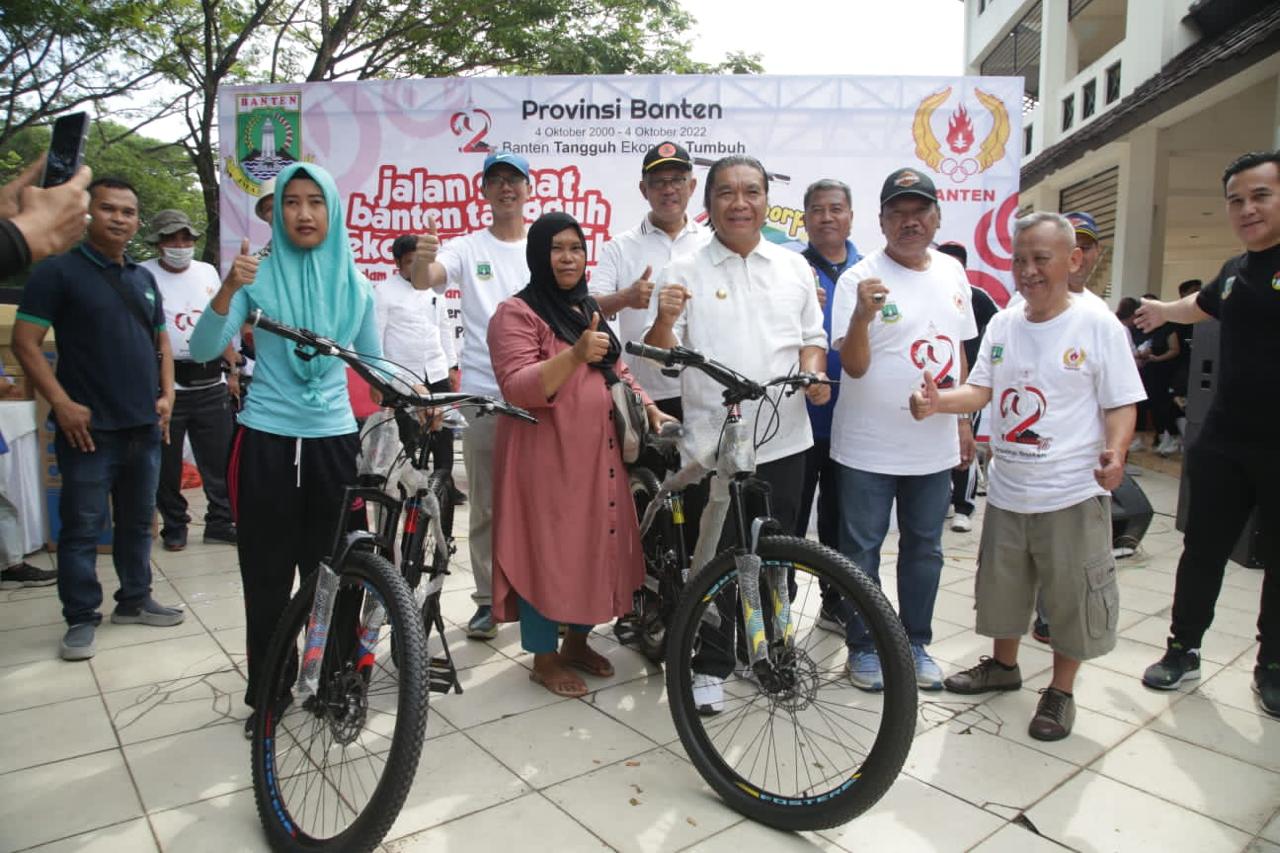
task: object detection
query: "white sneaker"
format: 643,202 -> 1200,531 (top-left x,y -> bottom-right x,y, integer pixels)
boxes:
951,513 -> 972,533
1157,435 -> 1181,457
1129,436 -> 1145,453
692,673 -> 724,715
1113,545 -> 1136,559
945,505 -> 956,519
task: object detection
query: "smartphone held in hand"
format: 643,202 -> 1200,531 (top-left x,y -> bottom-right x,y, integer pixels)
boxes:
42,112 -> 90,189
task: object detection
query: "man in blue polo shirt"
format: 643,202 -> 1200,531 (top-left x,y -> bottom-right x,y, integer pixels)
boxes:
12,176 -> 183,662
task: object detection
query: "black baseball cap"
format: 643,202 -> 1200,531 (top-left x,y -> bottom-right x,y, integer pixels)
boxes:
642,141 -> 693,174
880,167 -> 938,207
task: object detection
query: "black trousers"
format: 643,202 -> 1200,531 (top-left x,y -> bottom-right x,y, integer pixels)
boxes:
684,451 -> 806,678
157,384 -> 234,535
1170,429 -> 1277,665
231,427 -> 360,708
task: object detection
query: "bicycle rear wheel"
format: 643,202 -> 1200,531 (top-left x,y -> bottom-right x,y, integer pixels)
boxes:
666,535 -> 915,831
251,549 -> 429,852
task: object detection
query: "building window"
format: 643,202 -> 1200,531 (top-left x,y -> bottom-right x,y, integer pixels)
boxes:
1082,79 -> 1097,118
1106,62 -> 1122,103
979,0 -> 988,12
1024,124 -> 1033,155
1062,94 -> 1075,131
980,2 -> 1043,109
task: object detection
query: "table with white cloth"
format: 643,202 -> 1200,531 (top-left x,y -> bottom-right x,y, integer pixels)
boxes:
0,400 -> 45,556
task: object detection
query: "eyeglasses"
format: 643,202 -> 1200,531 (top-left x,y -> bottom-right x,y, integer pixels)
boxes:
647,175 -> 689,191
484,173 -> 527,188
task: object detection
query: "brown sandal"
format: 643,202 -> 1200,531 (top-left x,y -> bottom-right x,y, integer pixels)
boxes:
529,668 -> 588,698
561,652 -> 615,679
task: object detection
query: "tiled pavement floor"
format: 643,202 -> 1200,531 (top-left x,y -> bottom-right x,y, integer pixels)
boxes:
2,460 -> 1277,852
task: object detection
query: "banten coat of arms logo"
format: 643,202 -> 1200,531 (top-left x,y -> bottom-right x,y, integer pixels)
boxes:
226,92 -> 303,196
912,86 -> 1010,184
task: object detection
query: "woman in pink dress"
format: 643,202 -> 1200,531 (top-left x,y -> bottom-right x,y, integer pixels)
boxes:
488,212 -> 671,697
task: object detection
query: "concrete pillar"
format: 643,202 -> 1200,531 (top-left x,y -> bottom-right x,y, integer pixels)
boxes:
1113,125 -> 1160,301
1039,0 -> 1072,147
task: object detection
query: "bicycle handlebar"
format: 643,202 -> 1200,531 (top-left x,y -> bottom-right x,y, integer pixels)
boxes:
624,341 -> 833,404
249,310 -> 537,423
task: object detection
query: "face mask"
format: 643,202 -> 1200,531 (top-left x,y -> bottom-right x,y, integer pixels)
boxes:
161,246 -> 195,268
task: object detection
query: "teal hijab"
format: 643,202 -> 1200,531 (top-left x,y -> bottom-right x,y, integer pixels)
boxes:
252,162 -> 371,405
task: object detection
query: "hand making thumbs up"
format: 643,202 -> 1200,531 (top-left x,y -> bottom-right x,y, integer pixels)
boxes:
909,370 -> 941,420
625,265 -> 655,310
416,215 -> 440,265
573,312 -> 611,364
222,236 -> 259,291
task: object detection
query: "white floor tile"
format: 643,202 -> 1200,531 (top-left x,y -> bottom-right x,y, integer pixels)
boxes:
1263,810 -> 1280,844
0,751 -> 144,853
185,595 -> 247,631
951,687 -> 1138,766
688,820 -> 844,852
148,785 -> 267,852
388,792 -> 609,852
1148,693 -> 1280,773
0,594 -> 64,630
467,699 -> 657,789
542,746 -> 736,853
103,668 -> 248,745
1091,729 -> 1280,833
969,823 -> 1067,852
0,694 -> 117,774
820,772 -> 1005,852
166,570 -> 244,603
384,731 -> 530,841
1024,661 -> 1202,726
24,818 -> 158,853
92,633 -> 231,693
0,656 -> 99,714
1195,664 -> 1274,719
587,673 -> 678,746
1120,615 -> 1257,664
428,659 -> 573,731
1025,770 -> 1250,852
123,721 -> 252,812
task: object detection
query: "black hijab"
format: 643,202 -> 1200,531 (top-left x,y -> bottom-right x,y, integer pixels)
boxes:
517,212 -> 623,383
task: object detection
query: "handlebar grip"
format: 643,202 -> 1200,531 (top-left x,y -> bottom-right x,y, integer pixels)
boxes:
624,341 -> 675,366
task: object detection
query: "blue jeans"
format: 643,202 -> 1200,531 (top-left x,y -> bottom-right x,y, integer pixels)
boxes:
837,464 -> 951,651
56,426 -> 161,626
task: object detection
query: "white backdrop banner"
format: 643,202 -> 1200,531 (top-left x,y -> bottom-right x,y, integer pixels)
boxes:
218,75 -> 1024,351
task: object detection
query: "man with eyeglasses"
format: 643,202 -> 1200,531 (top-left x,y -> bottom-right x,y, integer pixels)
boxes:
590,142 -> 708,424
412,151 -> 532,640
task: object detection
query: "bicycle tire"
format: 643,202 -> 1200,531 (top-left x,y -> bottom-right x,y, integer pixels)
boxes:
628,466 -> 670,663
666,535 -> 915,831
251,549 -> 429,852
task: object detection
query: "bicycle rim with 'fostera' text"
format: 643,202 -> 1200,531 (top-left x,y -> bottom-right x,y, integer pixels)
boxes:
666,536 -> 916,831
251,550 -> 429,852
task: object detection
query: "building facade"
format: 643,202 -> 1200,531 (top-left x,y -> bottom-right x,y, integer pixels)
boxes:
965,0 -> 1280,300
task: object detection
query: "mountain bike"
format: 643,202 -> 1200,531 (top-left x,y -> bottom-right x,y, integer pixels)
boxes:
624,341 -> 917,831
244,310 -> 534,853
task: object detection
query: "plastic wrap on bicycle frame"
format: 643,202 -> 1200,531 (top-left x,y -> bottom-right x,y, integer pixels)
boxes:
295,561 -> 340,700
359,414 -> 402,480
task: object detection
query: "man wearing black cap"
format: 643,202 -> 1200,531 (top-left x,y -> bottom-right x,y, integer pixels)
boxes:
140,209 -> 237,551
829,167 -> 977,693
412,151 -> 532,640
591,142 -> 706,423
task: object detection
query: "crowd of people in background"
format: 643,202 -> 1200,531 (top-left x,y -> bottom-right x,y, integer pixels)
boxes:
2,139 -> 1276,740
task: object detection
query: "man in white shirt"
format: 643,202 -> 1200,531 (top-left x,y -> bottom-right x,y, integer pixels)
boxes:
140,210 -> 238,551
377,234 -> 459,481
830,168 -> 977,693
412,151 -> 531,640
1006,211 -> 1113,317
591,142 -> 707,421
645,154 -> 829,714
910,212 -> 1144,741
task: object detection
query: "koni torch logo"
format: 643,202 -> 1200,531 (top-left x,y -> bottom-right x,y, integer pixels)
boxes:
450,108 -> 493,153
912,87 -> 1010,183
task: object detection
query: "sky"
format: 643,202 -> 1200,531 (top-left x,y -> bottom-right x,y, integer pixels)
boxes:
679,0 -> 967,76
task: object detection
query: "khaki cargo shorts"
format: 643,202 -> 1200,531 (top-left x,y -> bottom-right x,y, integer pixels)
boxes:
975,496 -> 1119,661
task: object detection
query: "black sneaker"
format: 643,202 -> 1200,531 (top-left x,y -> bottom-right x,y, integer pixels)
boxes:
161,528 -> 188,552
203,525 -> 238,545
0,562 -> 57,589
1032,618 -> 1051,644
1254,663 -> 1280,718
1141,640 -> 1200,690
449,486 -> 468,506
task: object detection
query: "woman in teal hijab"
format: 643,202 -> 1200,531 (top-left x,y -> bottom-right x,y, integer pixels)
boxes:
191,162 -> 381,736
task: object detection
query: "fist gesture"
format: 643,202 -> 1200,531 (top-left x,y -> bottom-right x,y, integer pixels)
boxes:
415,216 -> 440,266
656,283 -> 692,324
573,312 -> 610,364
854,277 -> 890,323
909,370 -> 941,420
624,265 -> 655,310
223,238 -> 258,290
1094,448 -> 1124,491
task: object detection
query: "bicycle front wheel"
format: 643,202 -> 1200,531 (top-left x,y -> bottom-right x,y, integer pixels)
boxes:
666,535 -> 916,831
251,549 -> 429,852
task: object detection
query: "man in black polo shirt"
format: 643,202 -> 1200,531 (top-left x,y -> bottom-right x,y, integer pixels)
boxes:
12,176 -> 184,662
1134,150 -> 1279,717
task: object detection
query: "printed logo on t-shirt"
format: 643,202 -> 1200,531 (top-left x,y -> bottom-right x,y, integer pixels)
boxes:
476,261 -> 493,281
991,343 -> 1004,364
1271,270 -> 1279,291
952,290 -> 966,313
881,301 -> 901,323
1062,347 -> 1086,370
910,329 -> 958,388
999,385 -> 1050,449
1223,276 -> 1235,300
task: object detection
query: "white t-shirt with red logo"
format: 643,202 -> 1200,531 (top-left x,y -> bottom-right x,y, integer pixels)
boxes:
141,259 -> 223,387
830,248 -> 977,475
969,301 -> 1146,514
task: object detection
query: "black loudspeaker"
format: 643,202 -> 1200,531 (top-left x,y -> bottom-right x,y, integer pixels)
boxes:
1174,320 -> 1265,568
1112,474 -> 1153,552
